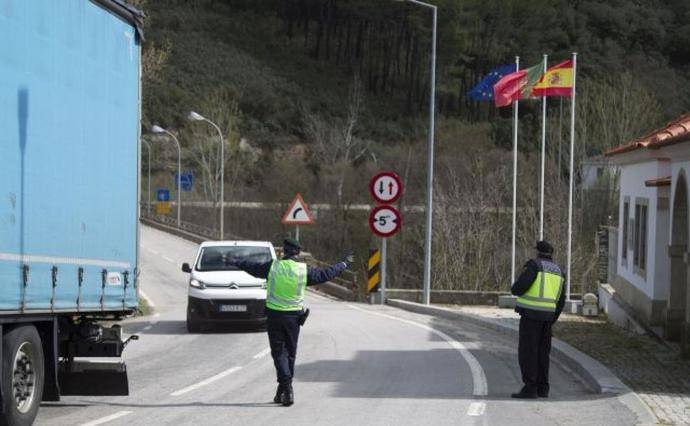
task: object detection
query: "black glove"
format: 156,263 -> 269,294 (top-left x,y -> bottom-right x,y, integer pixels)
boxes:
342,253 -> 355,268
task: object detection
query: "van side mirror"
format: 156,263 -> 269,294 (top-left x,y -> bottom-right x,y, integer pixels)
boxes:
181,263 -> 192,273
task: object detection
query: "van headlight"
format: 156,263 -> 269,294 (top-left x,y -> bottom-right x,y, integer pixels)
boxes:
190,279 -> 205,289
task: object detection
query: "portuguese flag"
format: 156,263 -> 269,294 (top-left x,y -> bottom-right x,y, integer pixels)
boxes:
531,60 -> 574,97
493,59 -> 546,107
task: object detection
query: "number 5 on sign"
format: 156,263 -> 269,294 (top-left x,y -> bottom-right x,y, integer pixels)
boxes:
369,205 -> 402,238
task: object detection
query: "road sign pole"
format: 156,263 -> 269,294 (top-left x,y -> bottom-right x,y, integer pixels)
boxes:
381,238 -> 387,305
295,225 -> 300,242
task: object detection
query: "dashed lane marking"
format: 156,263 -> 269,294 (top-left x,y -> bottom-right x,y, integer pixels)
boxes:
79,411 -> 133,426
170,366 -> 243,396
161,255 -> 175,263
467,402 -> 486,416
346,304 -> 488,417
252,347 -> 271,359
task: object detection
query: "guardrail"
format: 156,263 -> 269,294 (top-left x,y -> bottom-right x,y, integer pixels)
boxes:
141,211 -> 243,241
140,212 -> 361,301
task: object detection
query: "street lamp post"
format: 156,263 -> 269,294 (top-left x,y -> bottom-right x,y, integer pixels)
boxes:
142,139 -> 152,215
188,111 -> 225,240
397,0 -> 437,305
151,125 -> 182,227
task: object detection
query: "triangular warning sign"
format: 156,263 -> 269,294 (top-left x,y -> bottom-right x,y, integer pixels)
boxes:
281,193 -> 315,225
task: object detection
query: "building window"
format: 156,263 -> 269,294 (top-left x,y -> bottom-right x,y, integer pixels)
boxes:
622,199 -> 629,265
634,199 -> 648,276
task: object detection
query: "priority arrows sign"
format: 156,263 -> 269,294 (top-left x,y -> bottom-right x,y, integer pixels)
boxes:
281,193 -> 315,225
369,205 -> 402,238
369,172 -> 403,204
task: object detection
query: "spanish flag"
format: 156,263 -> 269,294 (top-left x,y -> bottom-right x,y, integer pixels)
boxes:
531,60 -> 573,97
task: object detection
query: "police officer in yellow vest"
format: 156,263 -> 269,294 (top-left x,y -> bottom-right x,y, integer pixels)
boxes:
229,238 -> 352,406
510,241 -> 566,399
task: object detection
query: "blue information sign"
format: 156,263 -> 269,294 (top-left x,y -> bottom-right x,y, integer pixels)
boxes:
156,189 -> 170,202
175,173 -> 194,192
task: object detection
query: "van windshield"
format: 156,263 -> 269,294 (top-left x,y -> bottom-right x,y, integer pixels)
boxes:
196,246 -> 272,272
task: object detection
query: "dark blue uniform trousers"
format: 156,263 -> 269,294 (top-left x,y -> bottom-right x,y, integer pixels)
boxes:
267,310 -> 301,387
518,316 -> 552,392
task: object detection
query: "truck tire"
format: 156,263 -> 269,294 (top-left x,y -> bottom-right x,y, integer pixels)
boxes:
0,325 -> 45,426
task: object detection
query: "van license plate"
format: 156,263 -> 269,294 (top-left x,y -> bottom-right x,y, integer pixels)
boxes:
220,305 -> 247,312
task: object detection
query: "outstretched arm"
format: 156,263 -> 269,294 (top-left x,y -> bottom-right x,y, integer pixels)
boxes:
232,259 -> 274,279
306,262 -> 347,286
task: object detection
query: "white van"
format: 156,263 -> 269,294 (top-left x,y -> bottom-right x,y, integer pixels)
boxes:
181,241 -> 276,332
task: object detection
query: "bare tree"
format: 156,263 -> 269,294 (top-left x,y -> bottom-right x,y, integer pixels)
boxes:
305,75 -> 370,206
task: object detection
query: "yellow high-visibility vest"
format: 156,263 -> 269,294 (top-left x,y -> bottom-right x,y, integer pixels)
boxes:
266,260 -> 307,312
516,260 -> 563,313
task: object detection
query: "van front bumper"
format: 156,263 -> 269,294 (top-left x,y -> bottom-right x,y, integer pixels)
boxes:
187,296 -> 267,324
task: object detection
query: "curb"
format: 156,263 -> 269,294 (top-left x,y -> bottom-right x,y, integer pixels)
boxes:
386,299 -> 658,425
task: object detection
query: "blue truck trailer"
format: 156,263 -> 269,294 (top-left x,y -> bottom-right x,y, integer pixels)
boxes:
0,1 -> 143,424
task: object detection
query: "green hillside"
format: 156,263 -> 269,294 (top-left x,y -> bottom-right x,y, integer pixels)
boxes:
140,0 -> 690,149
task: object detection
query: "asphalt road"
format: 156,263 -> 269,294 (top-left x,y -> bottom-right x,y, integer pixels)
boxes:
35,226 -> 640,425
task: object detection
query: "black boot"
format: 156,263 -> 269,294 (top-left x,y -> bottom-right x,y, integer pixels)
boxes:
281,385 -> 294,407
537,384 -> 549,398
511,386 -> 538,399
273,385 -> 284,403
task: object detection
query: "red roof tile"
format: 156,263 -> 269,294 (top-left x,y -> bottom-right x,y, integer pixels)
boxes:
605,113 -> 690,157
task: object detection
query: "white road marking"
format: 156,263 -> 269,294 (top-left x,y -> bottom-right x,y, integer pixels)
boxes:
170,366 -> 243,396
161,255 -> 175,263
148,248 -> 160,256
252,347 -> 271,359
139,290 -> 156,308
79,411 -> 133,426
347,304 -> 488,416
467,402 -> 486,416
142,325 -> 153,331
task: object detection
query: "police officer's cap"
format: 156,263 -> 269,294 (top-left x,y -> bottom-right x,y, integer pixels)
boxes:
536,240 -> 554,255
284,238 -> 302,251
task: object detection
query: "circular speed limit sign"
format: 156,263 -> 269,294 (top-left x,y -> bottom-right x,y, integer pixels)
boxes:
369,205 -> 402,238
369,172 -> 403,204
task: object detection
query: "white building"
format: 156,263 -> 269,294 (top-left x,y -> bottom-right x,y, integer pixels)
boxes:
606,113 -> 690,356
581,155 -> 618,190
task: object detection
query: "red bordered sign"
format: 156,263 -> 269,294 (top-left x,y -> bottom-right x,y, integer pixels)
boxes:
281,193 -> 315,225
369,172 -> 403,204
369,205 -> 402,238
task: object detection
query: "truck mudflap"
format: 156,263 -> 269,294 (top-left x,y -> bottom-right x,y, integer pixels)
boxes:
58,360 -> 129,396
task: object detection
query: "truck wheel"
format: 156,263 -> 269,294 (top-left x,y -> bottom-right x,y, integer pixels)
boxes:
0,326 -> 45,426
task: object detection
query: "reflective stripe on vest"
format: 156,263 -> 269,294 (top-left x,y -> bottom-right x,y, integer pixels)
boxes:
516,260 -> 563,313
266,259 -> 308,311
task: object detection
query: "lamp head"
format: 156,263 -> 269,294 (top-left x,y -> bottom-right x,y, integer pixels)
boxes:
188,111 -> 205,121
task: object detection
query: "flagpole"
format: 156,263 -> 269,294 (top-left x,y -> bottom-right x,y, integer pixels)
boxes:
558,98 -> 563,179
539,54 -> 548,240
511,56 -> 520,285
566,52 -> 577,302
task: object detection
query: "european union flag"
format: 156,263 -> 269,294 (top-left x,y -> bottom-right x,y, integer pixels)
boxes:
468,64 -> 516,102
